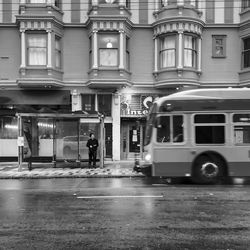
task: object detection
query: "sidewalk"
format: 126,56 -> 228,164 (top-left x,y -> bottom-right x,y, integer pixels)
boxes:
0,161 -> 144,179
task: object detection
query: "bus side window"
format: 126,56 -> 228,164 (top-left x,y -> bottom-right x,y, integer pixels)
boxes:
157,116 -> 170,143
173,116 -> 184,143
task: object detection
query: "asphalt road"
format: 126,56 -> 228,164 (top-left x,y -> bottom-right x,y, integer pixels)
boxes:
0,178 -> 249,250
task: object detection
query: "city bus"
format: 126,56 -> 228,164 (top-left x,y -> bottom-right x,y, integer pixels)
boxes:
141,88 -> 250,184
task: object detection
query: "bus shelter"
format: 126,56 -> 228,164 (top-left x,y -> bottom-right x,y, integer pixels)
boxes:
16,112 -> 105,171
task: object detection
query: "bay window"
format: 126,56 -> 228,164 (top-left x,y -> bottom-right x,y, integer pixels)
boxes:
184,35 -> 197,68
160,35 -> 176,68
242,37 -> 250,68
99,34 -> 118,67
27,34 -> 47,66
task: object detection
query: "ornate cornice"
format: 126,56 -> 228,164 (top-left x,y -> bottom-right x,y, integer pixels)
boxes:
153,19 -> 204,36
86,17 -> 133,36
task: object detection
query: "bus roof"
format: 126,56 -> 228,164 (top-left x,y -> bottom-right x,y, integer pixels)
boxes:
156,88 -> 250,112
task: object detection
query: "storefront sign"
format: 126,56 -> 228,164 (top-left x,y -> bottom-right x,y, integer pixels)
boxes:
120,94 -> 158,117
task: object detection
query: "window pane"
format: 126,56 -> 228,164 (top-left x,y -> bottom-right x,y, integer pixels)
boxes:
160,36 -> 176,68
82,94 -> 95,112
233,114 -> 250,123
184,49 -> 192,67
184,35 -> 197,67
157,116 -> 170,143
28,35 -> 47,66
99,34 -> 118,48
244,38 -> 250,50
28,48 -> 47,65
243,50 -> 250,68
195,126 -> 225,144
0,117 -> 18,139
234,126 -> 250,144
161,50 -> 175,67
173,116 -> 183,143
55,37 -> 61,68
194,114 -> 225,123
99,49 -> 118,66
98,94 -> 112,116
28,35 -> 46,47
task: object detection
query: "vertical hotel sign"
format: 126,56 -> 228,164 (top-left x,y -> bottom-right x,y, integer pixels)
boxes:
120,94 -> 158,117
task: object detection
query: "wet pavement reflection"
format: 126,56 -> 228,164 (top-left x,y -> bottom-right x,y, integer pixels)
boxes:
0,178 -> 250,249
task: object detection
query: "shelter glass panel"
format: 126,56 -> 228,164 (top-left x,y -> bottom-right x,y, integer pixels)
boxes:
55,119 -> 78,160
0,117 -> 18,156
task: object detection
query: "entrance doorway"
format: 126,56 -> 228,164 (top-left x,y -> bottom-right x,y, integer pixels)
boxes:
121,120 -> 145,160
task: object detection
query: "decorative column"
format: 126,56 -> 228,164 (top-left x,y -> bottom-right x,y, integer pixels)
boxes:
177,31 -> 183,70
119,30 -> 125,69
154,37 -> 158,72
197,36 -> 202,73
155,0 -> 159,10
47,30 -> 52,68
93,30 -> 98,68
20,30 -> 26,69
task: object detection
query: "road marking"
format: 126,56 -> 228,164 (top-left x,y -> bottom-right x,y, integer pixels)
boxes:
77,195 -> 163,199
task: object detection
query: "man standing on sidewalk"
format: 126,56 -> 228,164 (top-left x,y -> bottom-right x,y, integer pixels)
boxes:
86,133 -> 99,168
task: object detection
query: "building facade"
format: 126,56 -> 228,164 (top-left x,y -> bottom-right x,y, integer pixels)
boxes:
0,0 -> 250,161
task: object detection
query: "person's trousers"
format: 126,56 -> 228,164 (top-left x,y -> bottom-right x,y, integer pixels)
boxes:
89,150 -> 97,166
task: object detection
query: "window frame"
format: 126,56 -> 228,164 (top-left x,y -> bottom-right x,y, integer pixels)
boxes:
55,35 -> 62,69
98,33 -> 119,67
242,37 -> 250,69
156,114 -> 185,144
232,113 -> 250,145
183,34 -> 197,68
193,113 -> 226,145
27,33 -> 47,66
212,35 -> 226,58
159,34 -> 177,69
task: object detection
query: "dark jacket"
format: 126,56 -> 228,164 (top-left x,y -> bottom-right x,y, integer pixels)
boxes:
86,138 -> 99,152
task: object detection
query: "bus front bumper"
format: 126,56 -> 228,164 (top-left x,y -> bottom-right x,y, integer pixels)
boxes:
134,160 -> 152,177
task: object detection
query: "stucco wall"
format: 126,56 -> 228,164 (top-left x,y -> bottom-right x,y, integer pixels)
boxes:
130,28 -> 154,84
63,27 -> 89,82
200,28 -> 241,86
0,27 -> 20,81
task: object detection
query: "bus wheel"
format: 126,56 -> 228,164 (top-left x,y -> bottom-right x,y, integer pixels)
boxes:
192,155 -> 224,184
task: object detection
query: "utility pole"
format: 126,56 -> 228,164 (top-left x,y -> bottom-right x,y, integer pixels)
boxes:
99,114 -> 105,168
17,115 -> 23,172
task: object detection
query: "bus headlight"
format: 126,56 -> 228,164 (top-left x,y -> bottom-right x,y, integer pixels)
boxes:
145,153 -> 151,162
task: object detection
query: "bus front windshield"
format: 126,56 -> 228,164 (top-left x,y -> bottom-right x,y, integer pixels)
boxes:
156,115 -> 184,143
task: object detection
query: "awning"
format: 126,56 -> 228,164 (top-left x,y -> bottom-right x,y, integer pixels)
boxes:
0,90 -> 70,105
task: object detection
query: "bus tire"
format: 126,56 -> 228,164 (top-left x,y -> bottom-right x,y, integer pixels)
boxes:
192,155 -> 225,184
